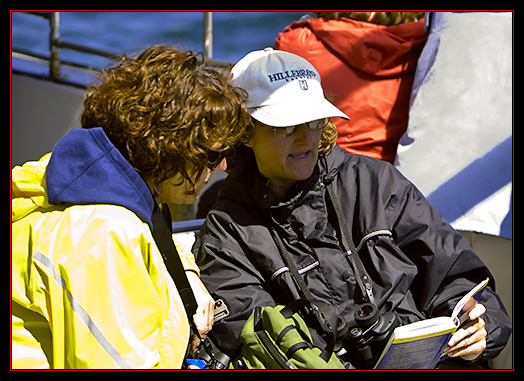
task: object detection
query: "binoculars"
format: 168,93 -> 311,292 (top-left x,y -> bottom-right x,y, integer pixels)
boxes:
341,303 -> 399,369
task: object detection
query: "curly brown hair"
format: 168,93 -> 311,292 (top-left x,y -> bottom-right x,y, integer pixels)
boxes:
226,118 -> 338,177
81,45 -> 250,196
314,11 -> 425,26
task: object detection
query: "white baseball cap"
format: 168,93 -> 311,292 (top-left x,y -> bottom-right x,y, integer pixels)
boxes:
231,48 -> 350,127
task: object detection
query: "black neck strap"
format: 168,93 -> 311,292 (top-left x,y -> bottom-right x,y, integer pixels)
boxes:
150,203 -> 199,321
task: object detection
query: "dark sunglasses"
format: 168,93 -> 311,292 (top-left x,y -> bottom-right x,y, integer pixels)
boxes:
205,148 -> 229,170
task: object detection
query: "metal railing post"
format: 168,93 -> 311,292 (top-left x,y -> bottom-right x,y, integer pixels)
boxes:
49,12 -> 60,78
203,12 -> 213,59
16,11 -> 230,77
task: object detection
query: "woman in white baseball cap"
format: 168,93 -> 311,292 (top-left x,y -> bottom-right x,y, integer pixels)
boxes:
194,48 -> 508,369
228,47 -> 349,198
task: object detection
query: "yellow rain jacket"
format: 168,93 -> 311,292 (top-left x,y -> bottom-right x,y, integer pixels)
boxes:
12,128 -> 198,369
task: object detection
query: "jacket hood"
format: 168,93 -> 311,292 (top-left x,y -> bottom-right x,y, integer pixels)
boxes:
290,17 -> 427,76
12,128 -> 155,227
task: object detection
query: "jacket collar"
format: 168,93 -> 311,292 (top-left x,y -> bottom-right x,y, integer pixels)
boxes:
249,146 -> 344,211
219,145 -> 346,212
252,167 -> 320,212
46,127 -> 155,228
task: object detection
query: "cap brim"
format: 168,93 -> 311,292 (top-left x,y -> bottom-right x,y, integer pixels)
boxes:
249,97 -> 350,127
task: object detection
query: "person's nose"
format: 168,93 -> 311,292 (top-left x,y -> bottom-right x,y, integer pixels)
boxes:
294,125 -> 313,145
215,158 -> 227,172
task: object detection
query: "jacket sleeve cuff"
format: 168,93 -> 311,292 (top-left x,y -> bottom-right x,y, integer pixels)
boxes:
172,232 -> 200,275
179,252 -> 200,275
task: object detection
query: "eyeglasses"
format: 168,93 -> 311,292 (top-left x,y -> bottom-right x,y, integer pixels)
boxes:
204,147 -> 229,170
264,119 -> 328,138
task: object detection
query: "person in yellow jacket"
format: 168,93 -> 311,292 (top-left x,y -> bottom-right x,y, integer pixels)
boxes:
11,45 -> 250,369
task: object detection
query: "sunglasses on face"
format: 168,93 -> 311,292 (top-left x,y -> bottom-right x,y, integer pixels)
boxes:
265,119 -> 328,138
204,147 -> 229,170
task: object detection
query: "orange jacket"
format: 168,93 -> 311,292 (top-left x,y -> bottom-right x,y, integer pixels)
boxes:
274,17 -> 427,163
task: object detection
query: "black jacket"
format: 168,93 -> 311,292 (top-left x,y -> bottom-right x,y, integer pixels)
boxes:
195,146 -> 511,366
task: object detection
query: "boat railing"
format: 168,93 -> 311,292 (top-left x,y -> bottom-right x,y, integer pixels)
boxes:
172,219 -> 205,234
13,11 -> 231,84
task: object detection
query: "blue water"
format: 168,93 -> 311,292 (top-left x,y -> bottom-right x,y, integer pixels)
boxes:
11,11 -> 305,68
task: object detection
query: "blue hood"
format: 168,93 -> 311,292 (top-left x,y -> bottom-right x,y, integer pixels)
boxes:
46,127 -> 155,228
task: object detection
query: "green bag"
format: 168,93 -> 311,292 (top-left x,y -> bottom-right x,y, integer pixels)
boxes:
230,301 -> 346,369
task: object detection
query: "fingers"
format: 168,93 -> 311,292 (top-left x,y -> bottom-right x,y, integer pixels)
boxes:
190,294 -> 215,352
195,295 -> 215,336
445,314 -> 487,361
468,303 -> 486,321
192,300 -> 214,338
186,270 -> 215,337
446,335 -> 487,360
190,333 -> 202,352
